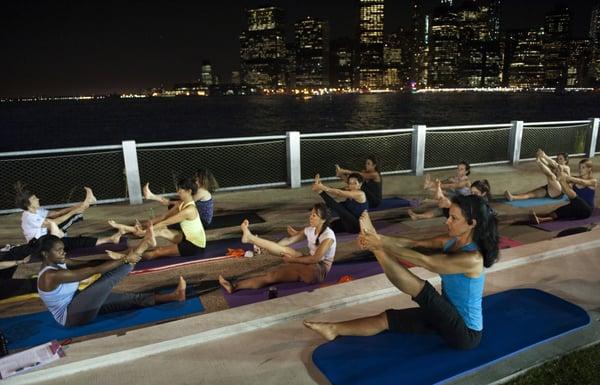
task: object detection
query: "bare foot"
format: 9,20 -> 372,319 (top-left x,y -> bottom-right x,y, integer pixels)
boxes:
109,230 -> 123,244
84,187 -> 97,205
311,174 -> 324,193
334,164 -> 342,177
143,183 -> 157,200
303,320 -> 337,341
423,174 -> 432,190
218,275 -> 234,294
106,250 -> 127,260
531,210 -> 540,225
408,209 -> 419,221
359,211 -> 377,235
175,276 -> 186,302
504,190 -> 514,201
240,219 -> 252,243
108,220 -> 127,232
145,223 -> 157,248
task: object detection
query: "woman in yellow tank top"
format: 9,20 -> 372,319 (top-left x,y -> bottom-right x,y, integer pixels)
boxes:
109,177 -> 206,260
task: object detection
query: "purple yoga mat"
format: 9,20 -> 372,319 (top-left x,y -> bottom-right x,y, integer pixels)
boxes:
530,208 -> 600,232
222,260 -> 384,308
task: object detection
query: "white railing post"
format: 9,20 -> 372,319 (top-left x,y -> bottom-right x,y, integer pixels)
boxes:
508,120 -> 524,165
411,125 -> 426,176
286,131 -> 301,188
122,140 -> 143,205
585,118 -> 599,158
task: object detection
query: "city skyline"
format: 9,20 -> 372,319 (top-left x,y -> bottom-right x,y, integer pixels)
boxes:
1,0 -> 599,98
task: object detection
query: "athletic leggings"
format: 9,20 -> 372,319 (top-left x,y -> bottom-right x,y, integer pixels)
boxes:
65,264 -> 154,327
554,196 -> 593,220
319,192 -> 361,234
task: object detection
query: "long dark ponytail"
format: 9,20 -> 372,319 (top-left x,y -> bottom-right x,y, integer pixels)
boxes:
451,195 -> 499,268
312,203 -> 331,246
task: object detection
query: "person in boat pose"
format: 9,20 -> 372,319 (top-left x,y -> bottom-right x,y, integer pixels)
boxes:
143,168 -> 218,227
532,158 -> 597,224
37,226 -> 186,327
504,149 -> 570,202
219,203 -> 336,293
335,155 -> 383,209
108,177 -> 206,260
305,195 -> 499,350
313,173 -> 368,234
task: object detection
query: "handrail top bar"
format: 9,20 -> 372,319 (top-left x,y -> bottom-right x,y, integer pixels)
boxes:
524,120 -> 589,126
0,144 -> 123,158
427,124 -> 511,131
136,135 -> 287,148
301,128 -> 412,138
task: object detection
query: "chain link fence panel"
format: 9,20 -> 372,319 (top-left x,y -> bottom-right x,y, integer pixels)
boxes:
0,151 -> 126,211
300,133 -> 412,180
520,124 -> 588,159
424,128 -> 510,169
137,140 -> 287,194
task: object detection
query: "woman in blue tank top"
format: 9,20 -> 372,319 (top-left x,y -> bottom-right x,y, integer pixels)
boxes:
312,172 -> 368,234
305,195 -> 499,350
533,158 -> 597,224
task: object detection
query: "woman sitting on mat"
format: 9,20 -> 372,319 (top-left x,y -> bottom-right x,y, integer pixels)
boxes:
109,177 -> 206,260
312,173 -> 368,234
409,179 -> 491,220
37,229 -> 186,327
16,186 -> 121,253
335,155 -> 383,208
305,195 -> 499,350
219,203 -> 336,293
504,149 -> 570,201
532,159 -> 597,224
143,168 -> 218,227
424,161 -> 471,198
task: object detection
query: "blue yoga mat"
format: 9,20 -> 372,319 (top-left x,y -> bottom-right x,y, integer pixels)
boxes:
501,195 -> 568,208
369,197 -> 414,212
312,289 -> 590,385
0,298 -> 204,350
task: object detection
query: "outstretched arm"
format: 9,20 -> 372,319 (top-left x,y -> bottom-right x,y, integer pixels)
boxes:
321,184 -> 367,202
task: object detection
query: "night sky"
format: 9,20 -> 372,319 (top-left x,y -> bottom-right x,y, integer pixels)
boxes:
1,0 -> 597,98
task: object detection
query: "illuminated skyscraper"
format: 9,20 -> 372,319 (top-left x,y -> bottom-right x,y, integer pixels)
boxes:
331,38 -> 356,88
409,0 -> 428,86
240,7 -> 288,88
359,0 -> 384,88
294,17 -> 330,88
201,60 -> 214,86
428,4 -> 459,87
566,39 -> 592,87
543,5 -> 571,88
589,5 -> 600,83
509,28 -> 544,88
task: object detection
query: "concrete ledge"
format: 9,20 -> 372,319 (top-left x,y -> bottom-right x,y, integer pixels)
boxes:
7,231 -> 600,384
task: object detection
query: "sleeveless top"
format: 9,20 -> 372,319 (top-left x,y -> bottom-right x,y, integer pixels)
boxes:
304,226 -> 337,270
179,201 -> 206,248
440,238 -> 485,331
37,264 -> 79,326
196,198 -> 214,226
573,185 -> 595,208
342,198 -> 369,218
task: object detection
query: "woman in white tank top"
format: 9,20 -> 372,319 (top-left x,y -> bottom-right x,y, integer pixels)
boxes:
219,203 -> 336,293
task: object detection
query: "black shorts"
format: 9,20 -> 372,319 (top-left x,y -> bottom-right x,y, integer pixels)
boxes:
385,281 -> 482,350
554,196 -> 593,220
177,238 -> 205,257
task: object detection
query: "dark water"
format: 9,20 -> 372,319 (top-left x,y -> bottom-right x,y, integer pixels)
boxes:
1,93 -> 600,152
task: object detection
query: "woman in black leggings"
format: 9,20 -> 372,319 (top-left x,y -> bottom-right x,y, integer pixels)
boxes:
312,173 -> 368,234
335,155 -> 383,209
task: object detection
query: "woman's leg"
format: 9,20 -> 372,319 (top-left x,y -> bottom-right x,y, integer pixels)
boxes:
219,263 -> 319,293
319,192 -> 360,233
304,212 -> 426,339
240,220 -> 302,257
505,186 -> 547,201
408,209 -> 436,220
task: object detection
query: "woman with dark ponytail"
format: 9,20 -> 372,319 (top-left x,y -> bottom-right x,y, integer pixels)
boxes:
335,155 -> 383,208
219,203 -> 337,293
305,195 -> 499,350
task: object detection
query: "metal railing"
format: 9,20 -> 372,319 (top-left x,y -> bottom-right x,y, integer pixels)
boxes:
1,118 -> 598,213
